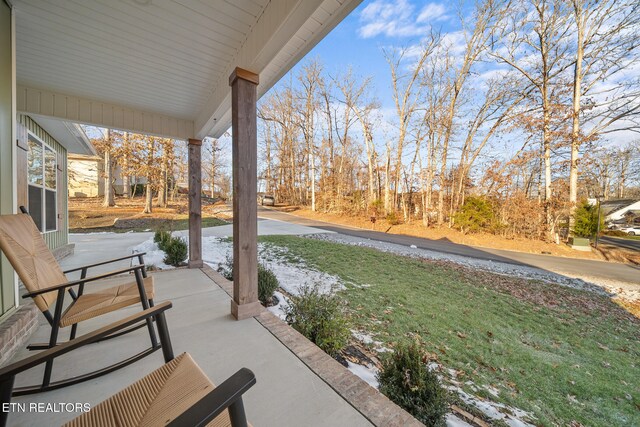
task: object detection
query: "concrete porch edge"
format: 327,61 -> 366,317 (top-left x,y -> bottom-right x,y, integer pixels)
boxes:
200,265 -> 423,427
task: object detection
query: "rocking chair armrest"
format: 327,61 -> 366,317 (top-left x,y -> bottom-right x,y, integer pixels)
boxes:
63,252 -> 147,274
0,302 -> 172,381
23,265 -> 146,298
167,367 -> 256,427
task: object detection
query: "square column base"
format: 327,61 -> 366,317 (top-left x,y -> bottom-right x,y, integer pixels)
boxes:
231,300 -> 263,320
188,260 -> 203,268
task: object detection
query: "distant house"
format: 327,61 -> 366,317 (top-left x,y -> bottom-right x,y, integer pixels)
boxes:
602,199 -> 640,223
68,154 -> 146,198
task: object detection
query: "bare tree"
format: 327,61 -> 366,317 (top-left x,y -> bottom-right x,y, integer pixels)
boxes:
568,0 -> 640,224
102,129 -> 116,207
335,69 -> 380,206
297,60 -> 322,211
141,135 -> 158,214
204,137 -> 223,198
491,0 -> 571,239
384,33 -> 439,212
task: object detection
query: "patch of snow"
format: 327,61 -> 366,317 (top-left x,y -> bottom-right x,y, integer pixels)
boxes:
70,232 -> 110,235
132,239 -> 172,270
410,244 -> 417,249
267,291 -> 289,320
446,414 -> 474,427
351,330 -> 375,344
201,236 -> 233,270
483,384 -> 501,398
452,387 -> 536,427
200,236 -> 343,296
346,361 -> 379,389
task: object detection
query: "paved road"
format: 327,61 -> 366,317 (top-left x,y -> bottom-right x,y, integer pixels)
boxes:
258,207 -> 639,285
599,236 -> 640,252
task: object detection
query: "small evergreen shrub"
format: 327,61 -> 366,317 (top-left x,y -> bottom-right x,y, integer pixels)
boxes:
453,196 -> 496,234
163,236 -> 188,266
284,285 -> 349,357
572,200 -> 603,238
219,258 -> 280,305
386,211 -> 400,225
220,256 -> 233,280
154,229 -> 172,251
257,263 -> 279,304
377,340 -> 448,426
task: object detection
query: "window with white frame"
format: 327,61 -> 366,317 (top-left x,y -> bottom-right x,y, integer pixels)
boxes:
27,133 -> 57,232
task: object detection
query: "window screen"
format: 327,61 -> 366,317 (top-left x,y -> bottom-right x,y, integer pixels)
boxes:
29,185 -> 43,231
46,190 -> 56,231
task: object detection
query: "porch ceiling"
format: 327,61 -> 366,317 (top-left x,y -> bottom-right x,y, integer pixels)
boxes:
12,0 -> 361,140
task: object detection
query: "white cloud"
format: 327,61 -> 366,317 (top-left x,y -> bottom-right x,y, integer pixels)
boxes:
358,0 -> 449,39
417,3 -> 448,23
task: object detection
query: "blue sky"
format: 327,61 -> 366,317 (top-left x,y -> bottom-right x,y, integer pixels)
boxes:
282,0 -> 464,117
269,0 -> 638,149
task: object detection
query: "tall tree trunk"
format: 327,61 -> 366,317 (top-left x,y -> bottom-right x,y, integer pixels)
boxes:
542,92 -> 554,241
157,163 -> 167,207
144,183 -> 153,213
122,174 -> 130,198
102,129 -> 115,207
310,143 -> 316,211
569,1 -> 584,232
121,132 -> 130,198
384,143 -> 391,213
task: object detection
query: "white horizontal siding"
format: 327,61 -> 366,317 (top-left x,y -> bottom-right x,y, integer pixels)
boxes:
17,85 -> 195,140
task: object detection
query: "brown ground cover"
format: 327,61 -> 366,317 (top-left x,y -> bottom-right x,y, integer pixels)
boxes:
277,205 -> 606,260
69,196 -> 226,232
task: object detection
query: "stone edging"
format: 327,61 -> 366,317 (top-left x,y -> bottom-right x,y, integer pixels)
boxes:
200,264 -> 423,427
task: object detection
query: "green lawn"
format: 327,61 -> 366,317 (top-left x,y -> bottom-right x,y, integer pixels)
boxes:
260,235 -> 640,427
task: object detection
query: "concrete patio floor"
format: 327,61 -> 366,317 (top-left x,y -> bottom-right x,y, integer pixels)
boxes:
6,267 -> 373,426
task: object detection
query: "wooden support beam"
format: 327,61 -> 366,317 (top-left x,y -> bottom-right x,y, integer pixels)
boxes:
188,138 -> 203,268
230,67 -> 262,320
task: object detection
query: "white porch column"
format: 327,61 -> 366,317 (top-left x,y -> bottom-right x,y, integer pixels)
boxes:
229,67 -> 261,320
188,138 -> 203,268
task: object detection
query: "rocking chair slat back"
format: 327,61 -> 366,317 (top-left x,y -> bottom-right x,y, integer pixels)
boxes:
0,213 -> 66,312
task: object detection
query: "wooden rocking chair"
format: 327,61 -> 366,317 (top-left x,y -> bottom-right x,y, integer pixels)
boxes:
0,210 -> 158,395
0,302 -> 256,427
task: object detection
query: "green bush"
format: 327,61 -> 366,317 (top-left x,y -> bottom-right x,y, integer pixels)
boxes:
377,340 -> 448,426
453,196 -> 496,234
163,236 -> 188,266
386,211 -> 400,225
154,229 -> 172,251
572,200 -> 603,238
257,263 -> 279,304
220,258 -> 279,305
220,256 -> 233,280
284,285 -> 349,357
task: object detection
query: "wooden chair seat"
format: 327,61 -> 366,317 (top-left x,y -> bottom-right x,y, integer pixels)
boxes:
64,353 -> 234,427
60,277 -> 155,328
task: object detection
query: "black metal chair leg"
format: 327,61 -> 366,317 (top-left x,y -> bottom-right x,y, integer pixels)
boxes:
228,397 -> 248,427
0,375 -> 15,427
156,311 -> 174,363
70,323 -> 78,340
134,269 -> 158,348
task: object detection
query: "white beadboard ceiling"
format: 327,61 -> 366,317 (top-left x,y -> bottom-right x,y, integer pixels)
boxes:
13,0 -> 362,140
